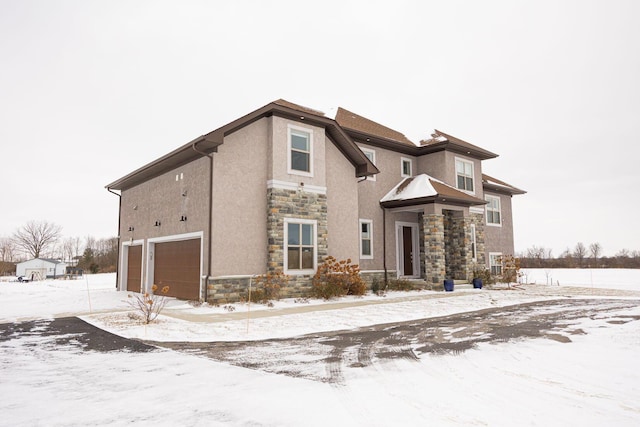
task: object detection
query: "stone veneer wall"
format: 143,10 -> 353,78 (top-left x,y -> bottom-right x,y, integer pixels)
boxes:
207,187 -> 328,303
422,213 -> 445,284
360,270 -> 397,288
469,212 -> 486,274
443,210 -> 471,280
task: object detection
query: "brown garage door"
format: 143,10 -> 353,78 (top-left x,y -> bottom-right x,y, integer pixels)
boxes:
126,245 -> 142,293
153,239 -> 201,300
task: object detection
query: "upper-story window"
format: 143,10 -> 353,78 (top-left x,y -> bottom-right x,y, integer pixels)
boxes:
288,126 -> 313,176
485,195 -> 502,226
401,157 -> 413,178
455,158 -> 474,192
360,147 -> 376,181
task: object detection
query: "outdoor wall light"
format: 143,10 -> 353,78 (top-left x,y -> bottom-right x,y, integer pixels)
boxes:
128,226 -> 134,232
154,220 -> 161,227
179,215 -> 187,222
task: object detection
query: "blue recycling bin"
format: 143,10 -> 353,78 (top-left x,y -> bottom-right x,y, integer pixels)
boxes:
472,278 -> 483,289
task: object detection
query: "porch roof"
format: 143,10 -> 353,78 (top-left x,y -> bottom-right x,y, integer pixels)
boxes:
380,174 -> 487,209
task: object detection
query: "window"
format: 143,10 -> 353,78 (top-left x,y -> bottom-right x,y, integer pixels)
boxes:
360,219 -> 373,259
489,253 -> 502,275
288,126 -> 312,176
455,158 -> 474,192
401,157 -> 413,178
285,219 -> 316,273
360,147 -> 376,181
485,195 -> 502,226
470,223 -> 477,261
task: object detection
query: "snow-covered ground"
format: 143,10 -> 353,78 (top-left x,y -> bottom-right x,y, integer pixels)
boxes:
1,270 -> 639,426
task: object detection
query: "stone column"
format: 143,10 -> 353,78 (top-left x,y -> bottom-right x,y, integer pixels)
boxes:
423,213 -> 445,284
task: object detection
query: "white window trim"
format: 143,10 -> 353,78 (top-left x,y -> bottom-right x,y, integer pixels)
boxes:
455,157 -> 475,195
489,252 -> 502,275
400,157 -> 413,178
284,218 -> 317,275
485,195 -> 502,227
470,223 -> 477,262
287,124 -> 314,177
360,147 -> 376,181
359,219 -> 374,259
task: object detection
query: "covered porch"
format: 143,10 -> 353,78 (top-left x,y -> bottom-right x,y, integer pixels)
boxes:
380,174 -> 486,285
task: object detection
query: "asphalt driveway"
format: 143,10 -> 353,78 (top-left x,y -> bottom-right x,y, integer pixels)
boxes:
3,298 -> 635,385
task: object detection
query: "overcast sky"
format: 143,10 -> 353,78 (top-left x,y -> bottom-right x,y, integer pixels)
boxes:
1,0 -> 638,257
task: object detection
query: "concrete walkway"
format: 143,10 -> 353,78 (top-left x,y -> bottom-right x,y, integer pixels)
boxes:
161,290 -> 470,323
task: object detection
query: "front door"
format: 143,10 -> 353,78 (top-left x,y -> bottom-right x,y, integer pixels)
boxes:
402,226 -> 414,275
396,222 -> 419,278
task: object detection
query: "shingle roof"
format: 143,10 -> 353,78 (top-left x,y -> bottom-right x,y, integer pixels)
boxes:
106,100 -> 378,190
272,99 -> 326,117
380,174 -> 486,208
482,173 -> 526,195
335,107 -> 416,147
419,129 -> 498,160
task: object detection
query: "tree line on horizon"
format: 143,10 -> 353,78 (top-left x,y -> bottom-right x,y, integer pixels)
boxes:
0,220 -> 117,276
518,242 -> 640,269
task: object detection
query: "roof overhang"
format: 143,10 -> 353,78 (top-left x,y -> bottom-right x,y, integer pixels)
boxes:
380,174 -> 487,209
106,101 -> 378,191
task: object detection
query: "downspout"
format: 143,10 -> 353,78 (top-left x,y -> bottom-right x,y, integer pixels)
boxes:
382,206 -> 388,290
107,187 -> 121,289
192,140 -> 214,302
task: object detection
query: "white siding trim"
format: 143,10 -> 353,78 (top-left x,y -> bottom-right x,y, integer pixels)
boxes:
267,179 -> 327,195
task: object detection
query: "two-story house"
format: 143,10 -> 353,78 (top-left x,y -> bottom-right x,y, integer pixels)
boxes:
106,99 -> 524,302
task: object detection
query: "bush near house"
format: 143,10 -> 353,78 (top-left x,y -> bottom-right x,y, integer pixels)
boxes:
127,284 -> 170,324
311,256 -> 367,299
244,271 -> 288,304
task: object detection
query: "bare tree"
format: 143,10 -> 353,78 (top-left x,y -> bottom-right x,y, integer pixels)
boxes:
62,237 -> 83,264
589,242 -> 602,261
0,237 -> 17,262
574,242 -> 587,267
12,220 -> 62,259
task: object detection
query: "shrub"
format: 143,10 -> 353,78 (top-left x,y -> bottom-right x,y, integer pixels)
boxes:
311,256 -> 367,299
127,284 -> 170,324
387,279 -> 415,291
500,255 -> 522,285
245,271 -> 288,304
471,266 -> 494,285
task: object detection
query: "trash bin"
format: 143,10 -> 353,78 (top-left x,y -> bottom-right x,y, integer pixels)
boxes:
472,278 -> 483,289
444,279 -> 454,292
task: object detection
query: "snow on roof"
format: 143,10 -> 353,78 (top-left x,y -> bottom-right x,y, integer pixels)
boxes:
380,174 -> 443,203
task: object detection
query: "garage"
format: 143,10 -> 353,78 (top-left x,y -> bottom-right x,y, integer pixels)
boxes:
153,238 -> 201,300
126,245 -> 142,293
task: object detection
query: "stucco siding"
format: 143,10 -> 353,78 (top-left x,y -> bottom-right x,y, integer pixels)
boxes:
326,137 -> 359,262
357,143 -> 419,271
270,115 -> 326,188
483,191 -> 515,261
210,118 -> 269,276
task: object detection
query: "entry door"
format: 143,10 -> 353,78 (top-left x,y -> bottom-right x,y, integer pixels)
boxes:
402,226 -> 414,275
397,222 -> 419,278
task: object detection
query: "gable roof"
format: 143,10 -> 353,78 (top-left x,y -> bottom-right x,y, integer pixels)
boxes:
335,107 -> 417,147
419,129 -> 498,160
106,100 -> 379,191
482,173 -> 526,195
380,174 -> 487,208
335,108 -> 498,160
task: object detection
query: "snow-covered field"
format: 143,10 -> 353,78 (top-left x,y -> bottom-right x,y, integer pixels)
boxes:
1,270 -> 639,426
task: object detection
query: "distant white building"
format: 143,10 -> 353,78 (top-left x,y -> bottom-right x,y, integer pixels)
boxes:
16,258 -> 67,280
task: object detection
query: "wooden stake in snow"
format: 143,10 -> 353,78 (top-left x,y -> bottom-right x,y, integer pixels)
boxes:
85,275 -> 92,313
246,275 -> 253,334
